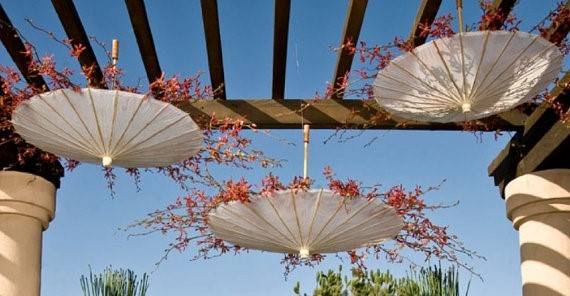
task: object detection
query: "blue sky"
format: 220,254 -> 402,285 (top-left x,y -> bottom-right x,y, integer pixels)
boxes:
0,0 -> 565,295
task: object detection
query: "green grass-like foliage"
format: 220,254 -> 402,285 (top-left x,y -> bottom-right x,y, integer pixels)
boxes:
295,265 -> 470,296
80,267 -> 149,296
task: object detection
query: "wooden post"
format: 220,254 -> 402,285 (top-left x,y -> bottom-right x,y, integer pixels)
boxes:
303,124 -> 310,179
111,39 -> 119,66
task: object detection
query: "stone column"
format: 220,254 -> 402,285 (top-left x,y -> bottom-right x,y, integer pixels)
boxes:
505,169 -> 570,296
0,171 -> 56,296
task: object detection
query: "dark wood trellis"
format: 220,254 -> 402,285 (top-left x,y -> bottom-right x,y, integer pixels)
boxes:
1,0 -> 569,196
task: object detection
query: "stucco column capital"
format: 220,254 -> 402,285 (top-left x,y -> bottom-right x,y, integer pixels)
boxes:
505,169 -> 570,230
0,171 -> 56,229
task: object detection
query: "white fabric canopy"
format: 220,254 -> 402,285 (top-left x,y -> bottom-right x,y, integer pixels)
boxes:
208,189 -> 403,257
12,88 -> 202,168
373,31 -> 563,122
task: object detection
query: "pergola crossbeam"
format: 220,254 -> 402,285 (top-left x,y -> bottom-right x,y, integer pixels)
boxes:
180,99 -> 526,130
330,0 -> 368,100
271,0 -> 291,100
518,119 -> 570,175
200,0 -> 226,100
541,1 -> 570,45
479,0 -> 518,30
0,5 -> 48,89
51,0 -> 106,88
125,0 -> 162,84
408,0 -> 442,47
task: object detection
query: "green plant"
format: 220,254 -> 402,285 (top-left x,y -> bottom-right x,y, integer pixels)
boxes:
395,265 -> 468,296
295,264 -> 470,296
80,266 -> 149,296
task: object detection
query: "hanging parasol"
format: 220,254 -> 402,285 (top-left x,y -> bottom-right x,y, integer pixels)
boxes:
11,40 -> 202,168
373,2 -> 563,123
208,125 -> 403,258
208,188 -> 403,258
12,88 -> 203,168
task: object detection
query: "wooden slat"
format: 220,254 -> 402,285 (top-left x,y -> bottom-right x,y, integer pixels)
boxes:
271,0 -> 291,100
200,0 -> 226,100
479,0 -> 518,30
518,120 -> 570,176
0,4 -> 48,89
515,75 -> 570,177
330,0 -> 368,100
408,0 -> 442,47
125,0 -> 162,84
51,0 -> 105,88
179,99 -> 526,130
489,73 -> 570,177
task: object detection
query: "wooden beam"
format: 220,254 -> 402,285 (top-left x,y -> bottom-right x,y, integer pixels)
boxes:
271,0 -> 291,100
515,77 -> 570,177
479,0 -> 518,30
489,76 -> 570,197
330,0 -> 368,100
125,0 -> 162,84
51,0 -> 105,88
489,73 -> 570,176
0,4 -> 48,89
408,0 -> 442,47
518,120 -> 570,176
200,0 -> 226,100
179,99 -> 526,130
488,76 -> 569,193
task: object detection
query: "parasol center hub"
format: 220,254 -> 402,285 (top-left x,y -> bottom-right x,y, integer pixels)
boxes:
461,102 -> 472,113
102,156 -> 113,167
299,248 -> 310,258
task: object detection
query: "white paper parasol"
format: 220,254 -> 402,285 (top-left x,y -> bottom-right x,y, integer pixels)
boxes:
373,31 -> 563,122
208,189 -> 403,258
12,88 -> 202,168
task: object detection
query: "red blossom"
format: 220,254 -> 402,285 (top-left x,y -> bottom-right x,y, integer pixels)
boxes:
260,173 -> 286,196
429,13 -> 455,38
69,43 -> 86,57
215,178 -> 251,204
537,1 -> 570,54
478,1 -> 520,31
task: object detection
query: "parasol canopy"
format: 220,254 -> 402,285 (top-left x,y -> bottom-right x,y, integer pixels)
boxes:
12,88 -> 203,168
373,31 -> 563,123
208,189 -> 403,258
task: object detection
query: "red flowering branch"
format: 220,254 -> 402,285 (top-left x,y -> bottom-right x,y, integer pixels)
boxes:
1,21 -> 279,194
536,1 -> 570,54
477,0 -> 520,31
127,166 -> 481,277
319,3 -> 568,144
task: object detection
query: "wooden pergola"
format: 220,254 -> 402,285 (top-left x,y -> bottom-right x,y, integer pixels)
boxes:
0,0 -> 569,197
1,3 -> 570,295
